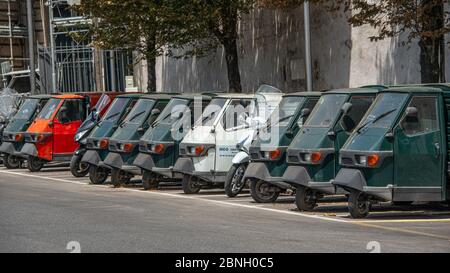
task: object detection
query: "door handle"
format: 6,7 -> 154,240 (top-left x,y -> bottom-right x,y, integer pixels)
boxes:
434,142 -> 440,158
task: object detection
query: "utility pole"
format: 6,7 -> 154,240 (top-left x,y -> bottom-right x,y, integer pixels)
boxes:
48,0 -> 57,93
27,0 -> 36,94
304,1 -> 313,91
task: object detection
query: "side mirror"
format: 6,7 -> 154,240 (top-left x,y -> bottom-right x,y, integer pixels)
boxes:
301,108 -> 311,118
238,113 -> 249,126
151,108 -> 161,116
285,129 -> 294,138
341,115 -> 356,133
341,102 -> 353,115
404,107 -> 419,122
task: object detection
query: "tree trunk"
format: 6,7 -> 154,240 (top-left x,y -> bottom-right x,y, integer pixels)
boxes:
419,0 -> 445,83
223,39 -> 242,93
147,55 -> 156,93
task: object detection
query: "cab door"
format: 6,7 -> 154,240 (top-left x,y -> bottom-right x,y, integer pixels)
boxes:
53,99 -> 86,156
215,99 -> 254,173
393,95 -> 444,201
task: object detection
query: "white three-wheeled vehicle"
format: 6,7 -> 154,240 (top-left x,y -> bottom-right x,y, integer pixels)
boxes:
173,85 -> 283,194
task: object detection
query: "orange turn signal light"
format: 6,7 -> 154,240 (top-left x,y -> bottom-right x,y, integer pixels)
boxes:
153,144 -> 165,154
269,149 -> 281,160
367,155 -> 380,167
36,134 -> 48,143
14,133 -> 23,142
123,143 -> 134,153
310,152 -> 322,164
194,145 -> 205,156
99,139 -> 109,149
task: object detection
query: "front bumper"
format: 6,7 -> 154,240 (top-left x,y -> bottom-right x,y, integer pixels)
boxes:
133,153 -> 155,171
332,168 -> 392,201
0,142 -> 15,155
283,165 -> 339,195
103,152 -> 124,170
81,150 -> 102,166
173,157 -> 226,183
243,162 -> 292,190
20,143 -> 38,157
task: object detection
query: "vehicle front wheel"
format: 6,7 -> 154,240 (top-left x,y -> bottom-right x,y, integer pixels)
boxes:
89,165 -> 109,184
348,190 -> 371,218
27,156 -> 44,172
250,180 -> 280,203
70,154 -> 90,177
224,164 -> 247,198
3,154 -> 21,169
182,174 -> 201,194
295,186 -> 317,211
142,170 -> 159,190
111,169 -> 131,188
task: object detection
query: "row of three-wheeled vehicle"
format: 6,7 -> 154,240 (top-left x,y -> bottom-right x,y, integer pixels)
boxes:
221,84 -> 450,218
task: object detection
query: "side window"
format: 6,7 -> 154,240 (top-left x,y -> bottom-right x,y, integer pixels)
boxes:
303,98 -> 319,113
346,96 -> 374,128
147,101 -> 167,125
402,96 -> 438,136
221,99 -> 253,130
57,99 -> 85,123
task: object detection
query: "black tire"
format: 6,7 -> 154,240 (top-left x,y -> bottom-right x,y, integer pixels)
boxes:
3,154 -> 21,169
182,174 -> 201,194
295,186 -> 317,211
142,170 -> 159,190
224,164 -> 247,198
27,156 -> 44,172
392,201 -> 413,206
89,165 -> 109,185
111,169 -> 131,188
70,154 -> 90,177
348,190 -> 371,218
250,179 -> 280,203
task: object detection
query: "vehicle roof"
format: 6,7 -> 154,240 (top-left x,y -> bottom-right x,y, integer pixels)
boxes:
215,93 -> 256,99
381,86 -> 444,94
284,91 -> 321,97
323,87 -> 382,95
173,93 -> 215,100
116,93 -> 146,98
141,93 -> 179,100
29,94 -> 53,99
52,94 -> 84,99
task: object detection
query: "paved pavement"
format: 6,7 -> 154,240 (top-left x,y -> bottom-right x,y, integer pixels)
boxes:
0,165 -> 449,253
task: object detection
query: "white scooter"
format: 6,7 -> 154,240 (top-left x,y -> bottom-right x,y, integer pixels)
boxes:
173,85 -> 282,194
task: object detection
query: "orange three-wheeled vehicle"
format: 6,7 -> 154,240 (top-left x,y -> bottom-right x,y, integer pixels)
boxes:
20,93 -> 105,171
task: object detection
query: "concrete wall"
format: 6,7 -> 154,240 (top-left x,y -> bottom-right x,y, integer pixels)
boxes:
149,4 -> 449,93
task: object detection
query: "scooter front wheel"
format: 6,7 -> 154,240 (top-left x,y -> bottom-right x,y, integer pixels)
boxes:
295,186 -> 317,211
250,180 -> 280,203
70,154 -> 90,177
89,165 -> 109,184
348,190 -> 371,218
224,164 -> 247,198
142,170 -> 159,190
27,156 -> 44,172
182,174 -> 201,194
111,169 -> 131,188
3,154 -> 21,169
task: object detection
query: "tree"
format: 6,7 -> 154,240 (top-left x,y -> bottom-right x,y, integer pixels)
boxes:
73,0 -> 169,92
262,0 -> 450,83
165,0 -> 256,92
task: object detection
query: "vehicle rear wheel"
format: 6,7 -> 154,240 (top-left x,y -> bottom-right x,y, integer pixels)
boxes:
70,154 -> 90,177
3,154 -> 21,169
111,169 -> 131,188
295,186 -> 317,211
27,156 -> 44,172
224,164 -> 247,198
348,190 -> 371,218
142,170 -> 159,190
182,174 -> 201,194
250,180 -> 280,203
89,165 -> 109,185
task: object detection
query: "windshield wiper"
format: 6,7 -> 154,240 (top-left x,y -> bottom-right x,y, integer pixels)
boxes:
106,112 -> 120,121
128,110 -> 145,122
356,109 -> 397,134
266,114 -> 294,129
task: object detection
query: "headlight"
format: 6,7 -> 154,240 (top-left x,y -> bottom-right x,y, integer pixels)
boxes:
263,148 -> 282,161
75,130 -> 88,142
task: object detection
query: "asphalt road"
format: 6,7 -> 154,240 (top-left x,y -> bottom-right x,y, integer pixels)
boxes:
0,166 -> 449,253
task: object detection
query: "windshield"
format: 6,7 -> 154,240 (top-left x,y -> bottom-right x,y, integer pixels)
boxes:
94,94 -> 112,113
305,94 -> 348,127
37,98 -> 60,120
154,98 -> 190,125
267,96 -> 304,128
195,98 -> 227,126
14,98 -> 39,120
103,97 -> 130,122
358,93 -> 408,129
123,99 -> 155,125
